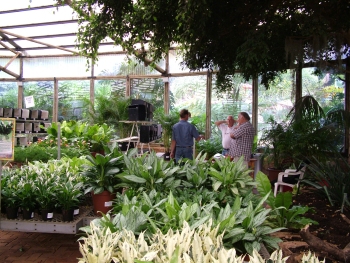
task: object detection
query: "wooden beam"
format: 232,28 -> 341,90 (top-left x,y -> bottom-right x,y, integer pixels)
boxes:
0,65 -> 19,78
0,40 -> 21,55
0,28 -> 78,54
134,50 -> 166,74
1,20 -> 78,30
17,82 -> 23,108
3,53 -> 20,69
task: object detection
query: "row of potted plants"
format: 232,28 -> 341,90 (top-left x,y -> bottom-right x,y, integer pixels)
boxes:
1,157 -> 87,221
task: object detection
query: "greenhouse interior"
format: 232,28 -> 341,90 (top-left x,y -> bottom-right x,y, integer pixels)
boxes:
1,1 -> 350,263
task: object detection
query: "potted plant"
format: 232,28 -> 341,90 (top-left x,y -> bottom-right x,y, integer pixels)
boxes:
1,186 -> 20,219
55,180 -> 84,221
195,136 -> 222,159
154,110 -> 179,160
81,145 -> 124,215
17,182 -> 37,220
86,95 -> 132,139
35,177 -> 56,221
84,123 -> 115,155
259,116 -> 293,181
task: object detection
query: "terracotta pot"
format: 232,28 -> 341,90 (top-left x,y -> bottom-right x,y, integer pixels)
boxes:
267,167 -> 283,182
92,191 -> 116,216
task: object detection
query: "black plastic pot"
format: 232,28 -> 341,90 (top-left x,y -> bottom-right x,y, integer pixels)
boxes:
6,207 -> 18,219
62,209 -> 74,222
22,209 -> 34,220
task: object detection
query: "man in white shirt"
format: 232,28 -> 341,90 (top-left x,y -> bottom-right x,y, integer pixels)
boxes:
215,115 -> 236,156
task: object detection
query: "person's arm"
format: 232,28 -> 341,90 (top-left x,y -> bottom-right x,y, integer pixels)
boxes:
195,134 -> 205,141
214,120 -> 226,126
170,139 -> 176,158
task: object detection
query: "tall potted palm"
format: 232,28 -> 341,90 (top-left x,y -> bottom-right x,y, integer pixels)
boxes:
154,110 -> 178,160
82,146 -> 124,215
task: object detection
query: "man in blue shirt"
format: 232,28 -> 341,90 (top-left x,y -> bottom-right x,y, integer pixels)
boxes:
170,109 -> 204,163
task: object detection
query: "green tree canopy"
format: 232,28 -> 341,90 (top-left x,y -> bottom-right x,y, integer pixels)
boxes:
58,0 -> 350,91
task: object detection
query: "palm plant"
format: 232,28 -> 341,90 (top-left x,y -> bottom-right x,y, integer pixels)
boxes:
153,110 -> 179,153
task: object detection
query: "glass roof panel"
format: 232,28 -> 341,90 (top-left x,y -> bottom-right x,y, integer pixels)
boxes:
0,1 -> 122,56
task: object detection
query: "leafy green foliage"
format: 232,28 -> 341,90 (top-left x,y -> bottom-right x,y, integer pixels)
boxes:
61,0 -> 350,92
304,155 -> 350,211
117,149 -> 181,192
153,110 -> 179,152
208,156 -> 256,198
256,172 -> 318,229
82,148 -> 124,194
195,137 -> 222,159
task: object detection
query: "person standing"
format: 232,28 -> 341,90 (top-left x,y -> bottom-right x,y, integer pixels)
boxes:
170,109 -> 203,163
215,115 -> 236,156
229,112 -> 255,167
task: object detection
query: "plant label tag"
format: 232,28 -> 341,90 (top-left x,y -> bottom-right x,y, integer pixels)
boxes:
47,213 -> 53,219
74,209 -> 79,215
31,212 -> 34,218
105,201 -> 113,207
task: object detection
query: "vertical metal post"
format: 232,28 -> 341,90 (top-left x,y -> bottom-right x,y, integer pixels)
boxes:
295,65 -> 302,104
57,123 -> 61,160
125,75 -> 131,97
205,71 -> 212,139
90,59 -> 95,124
52,77 -> 58,123
252,77 -> 258,132
345,59 -> 350,159
164,53 -> 170,114
0,160 -> 2,229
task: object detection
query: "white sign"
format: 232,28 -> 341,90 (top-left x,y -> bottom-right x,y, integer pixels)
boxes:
24,95 -> 35,108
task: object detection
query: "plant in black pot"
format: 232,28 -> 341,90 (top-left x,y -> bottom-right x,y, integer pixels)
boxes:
17,182 -> 37,220
1,185 -> 20,219
55,180 -> 84,222
35,177 -> 56,221
81,145 -> 124,216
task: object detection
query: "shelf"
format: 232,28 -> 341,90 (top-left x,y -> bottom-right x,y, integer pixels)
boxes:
13,119 -> 50,123
0,206 -> 95,234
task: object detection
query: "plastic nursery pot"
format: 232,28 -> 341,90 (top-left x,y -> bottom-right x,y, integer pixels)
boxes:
6,207 -> 19,219
41,208 -> 54,221
22,209 -> 34,220
62,209 -> 74,222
